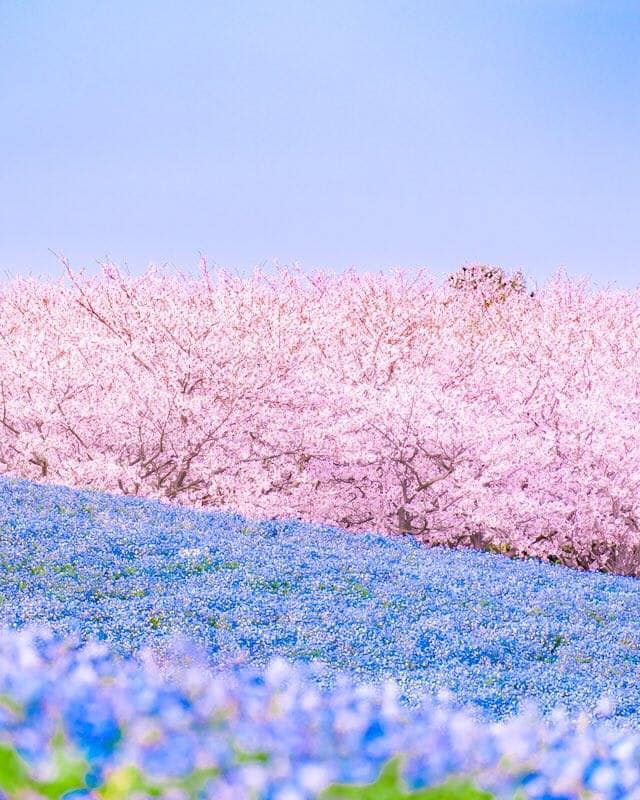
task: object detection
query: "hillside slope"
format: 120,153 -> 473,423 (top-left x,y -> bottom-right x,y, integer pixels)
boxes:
1,475 -> 639,725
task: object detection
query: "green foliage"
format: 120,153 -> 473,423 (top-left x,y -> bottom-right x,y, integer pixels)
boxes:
0,741 -> 497,800
0,741 -> 220,799
321,756 -> 494,800
98,763 -> 219,799
0,735 -> 88,799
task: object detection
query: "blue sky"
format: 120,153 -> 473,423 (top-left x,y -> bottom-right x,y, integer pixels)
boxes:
1,1 -> 638,290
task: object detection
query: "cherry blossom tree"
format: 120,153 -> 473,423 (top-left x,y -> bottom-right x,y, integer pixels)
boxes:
1,258 -> 639,575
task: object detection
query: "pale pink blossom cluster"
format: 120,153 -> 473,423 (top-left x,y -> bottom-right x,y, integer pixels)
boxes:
2,258 -> 639,574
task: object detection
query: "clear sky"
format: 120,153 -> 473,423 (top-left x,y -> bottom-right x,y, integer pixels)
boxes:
1,1 -> 638,290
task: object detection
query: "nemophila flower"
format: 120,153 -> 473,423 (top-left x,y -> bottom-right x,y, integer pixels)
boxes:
6,478 -> 640,796
139,730 -> 196,778
2,475 -> 640,730
62,685 -> 121,761
2,629 -> 640,798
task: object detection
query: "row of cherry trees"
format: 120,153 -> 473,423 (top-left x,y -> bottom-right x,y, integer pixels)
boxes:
1,259 -> 639,574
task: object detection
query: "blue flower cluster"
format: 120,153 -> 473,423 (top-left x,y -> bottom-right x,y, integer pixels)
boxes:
2,627 -> 640,800
1,475 -> 640,727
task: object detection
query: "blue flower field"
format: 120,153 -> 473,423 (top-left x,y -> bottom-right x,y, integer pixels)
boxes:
1,475 -> 640,798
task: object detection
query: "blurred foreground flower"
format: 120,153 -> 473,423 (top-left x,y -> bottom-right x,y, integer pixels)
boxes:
0,628 -> 639,799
